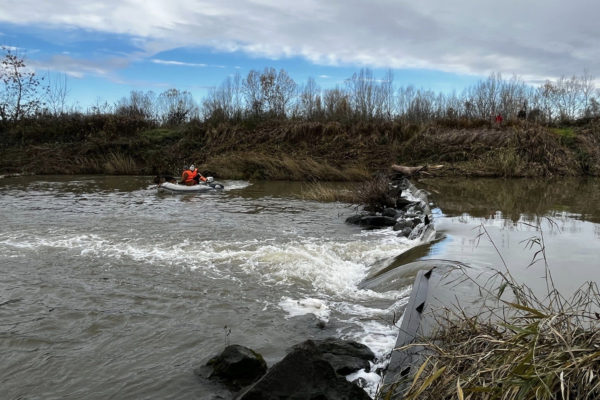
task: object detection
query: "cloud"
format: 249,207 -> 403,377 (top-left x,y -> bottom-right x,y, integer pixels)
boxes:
30,54 -> 130,80
1,45 -> 23,52
1,0 -> 600,82
151,59 -> 207,67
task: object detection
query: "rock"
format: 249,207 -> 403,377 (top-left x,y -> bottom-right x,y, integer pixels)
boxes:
408,224 -> 425,240
395,197 -> 414,209
345,214 -> 364,225
392,221 -> 404,231
352,377 -> 368,389
346,215 -> 397,229
398,227 -> 412,238
412,202 -> 426,214
412,217 -> 422,227
297,338 -> 376,375
206,345 -> 267,388
238,340 -> 371,400
382,208 -> 398,218
393,219 -> 415,231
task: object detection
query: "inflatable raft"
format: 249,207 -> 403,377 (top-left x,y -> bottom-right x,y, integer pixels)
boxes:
157,178 -> 224,194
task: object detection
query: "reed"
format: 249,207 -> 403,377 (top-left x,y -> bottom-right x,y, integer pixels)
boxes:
300,182 -> 355,203
102,152 -> 138,174
386,222 -> 600,400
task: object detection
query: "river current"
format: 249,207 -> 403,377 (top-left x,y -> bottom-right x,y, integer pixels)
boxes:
1,176 -> 599,399
1,177 -> 417,399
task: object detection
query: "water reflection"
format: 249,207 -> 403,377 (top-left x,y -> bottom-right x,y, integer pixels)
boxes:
420,177 -> 600,224
416,178 -> 600,297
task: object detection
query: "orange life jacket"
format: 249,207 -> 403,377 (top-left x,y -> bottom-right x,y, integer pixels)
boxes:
182,169 -> 197,185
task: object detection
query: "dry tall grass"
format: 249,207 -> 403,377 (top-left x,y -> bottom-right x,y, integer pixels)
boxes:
102,152 -> 137,174
385,222 -> 600,400
201,152 -> 371,181
300,182 -> 356,203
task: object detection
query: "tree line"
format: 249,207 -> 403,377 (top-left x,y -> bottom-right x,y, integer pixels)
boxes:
2,46 -> 600,128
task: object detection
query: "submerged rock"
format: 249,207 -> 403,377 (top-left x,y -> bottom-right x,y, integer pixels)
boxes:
393,219 -> 414,231
345,215 -> 397,229
238,340 -> 371,400
206,345 -> 267,388
398,227 -> 413,238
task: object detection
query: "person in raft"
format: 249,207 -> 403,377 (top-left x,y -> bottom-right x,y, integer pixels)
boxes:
181,165 -> 207,185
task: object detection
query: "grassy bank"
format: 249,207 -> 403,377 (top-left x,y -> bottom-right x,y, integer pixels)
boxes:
1,117 -> 599,179
382,223 -> 600,400
390,273 -> 600,400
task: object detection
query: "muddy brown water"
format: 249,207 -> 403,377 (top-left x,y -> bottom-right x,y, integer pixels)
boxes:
1,176 -> 598,399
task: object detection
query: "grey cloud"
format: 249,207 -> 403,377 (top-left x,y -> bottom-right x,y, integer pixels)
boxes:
2,0 -> 600,82
30,54 -> 130,79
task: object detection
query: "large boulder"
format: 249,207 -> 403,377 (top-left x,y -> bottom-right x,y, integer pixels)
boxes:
238,340 -> 371,400
299,338 -> 376,375
206,345 -> 267,388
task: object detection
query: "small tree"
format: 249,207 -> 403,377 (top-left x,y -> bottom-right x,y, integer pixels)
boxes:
0,47 -> 45,122
157,88 -> 197,126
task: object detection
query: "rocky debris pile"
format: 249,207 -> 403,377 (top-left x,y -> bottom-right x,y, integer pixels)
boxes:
201,338 -> 375,399
346,177 -> 433,240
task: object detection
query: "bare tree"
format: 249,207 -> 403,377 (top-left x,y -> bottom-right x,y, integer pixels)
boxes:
157,88 -> 197,126
242,69 -> 263,116
397,85 -> 416,118
380,69 -> 395,119
346,68 -> 376,119
299,77 -> 320,119
115,90 -> 156,120
0,47 -> 45,122
322,86 -> 350,121
45,72 -> 69,116
271,68 -> 296,117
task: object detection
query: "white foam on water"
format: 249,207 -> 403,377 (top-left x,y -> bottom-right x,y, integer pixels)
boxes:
1,216 -> 429,399
278,297 -> 331,321
222,180 -> 252,191
0,229 -> 414,298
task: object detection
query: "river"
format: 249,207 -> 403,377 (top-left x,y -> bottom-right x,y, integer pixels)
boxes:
1,176 -> 599,399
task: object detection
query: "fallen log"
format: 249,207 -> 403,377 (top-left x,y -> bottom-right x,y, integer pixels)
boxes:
391,164 -> 444,177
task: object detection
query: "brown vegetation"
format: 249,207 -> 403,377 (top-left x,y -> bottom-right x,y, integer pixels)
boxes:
384,224 -> 600,400
1,47 -> 600,179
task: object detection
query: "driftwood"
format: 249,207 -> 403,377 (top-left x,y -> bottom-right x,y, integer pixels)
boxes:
391,164 -> 444,177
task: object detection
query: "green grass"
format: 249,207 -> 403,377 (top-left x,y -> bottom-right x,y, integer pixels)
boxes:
551,127 -> 577,147
140,128 -> 182,143
550,127 -> 576,138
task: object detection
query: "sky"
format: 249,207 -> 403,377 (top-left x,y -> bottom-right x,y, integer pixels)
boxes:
1,0 -> 598,108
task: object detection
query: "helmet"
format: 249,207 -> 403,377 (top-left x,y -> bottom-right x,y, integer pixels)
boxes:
183,165 -> 188,171
189,164 -> 195,170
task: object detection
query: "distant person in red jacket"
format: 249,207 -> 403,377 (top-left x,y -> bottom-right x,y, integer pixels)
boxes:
495,113 -> 503,124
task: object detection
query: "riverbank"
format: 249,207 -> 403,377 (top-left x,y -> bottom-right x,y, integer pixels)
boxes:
1,118 -> 599,179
